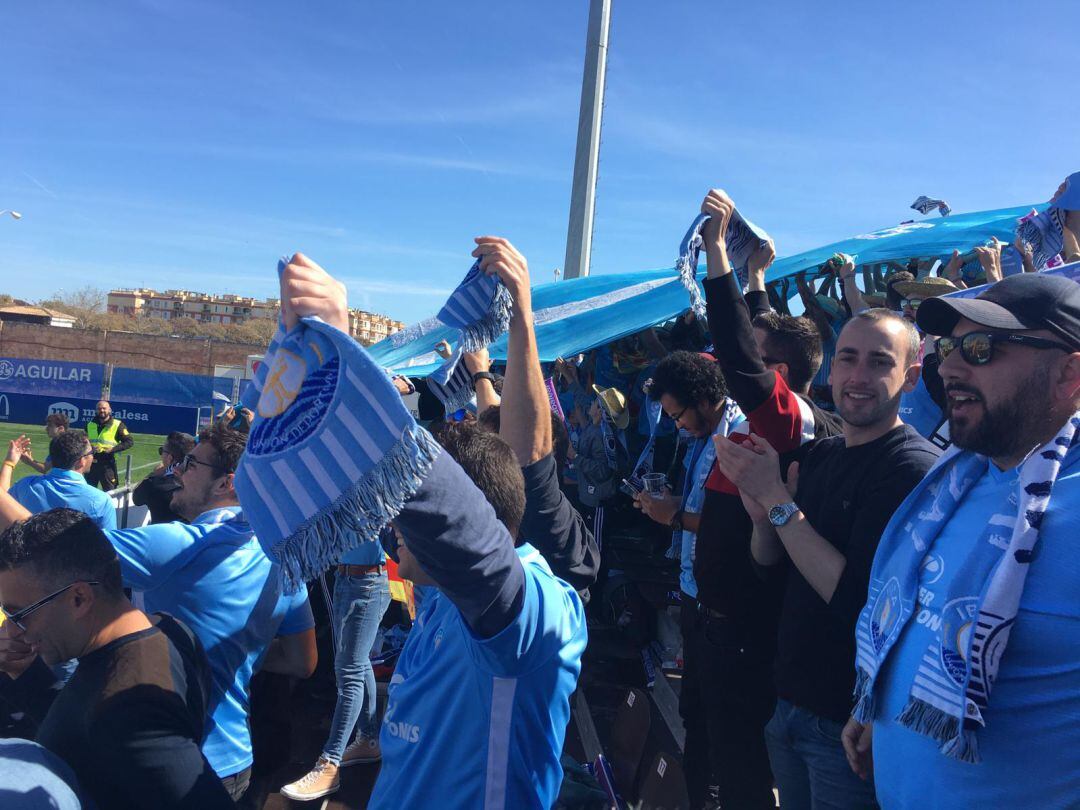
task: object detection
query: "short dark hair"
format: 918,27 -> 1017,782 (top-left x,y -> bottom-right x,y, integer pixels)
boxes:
648,351 -> 728,408
430,421 -> 525,539
847,308 -> 921,364
476,407 -> 571,470
198,422 -> 246,474
752,312 -> 823,394
0,508 -> 124,598
164,431 -> 196,461
45,413 -> 69,430
49,430 -> 91,471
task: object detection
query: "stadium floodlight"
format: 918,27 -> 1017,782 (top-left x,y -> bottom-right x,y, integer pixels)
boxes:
0,210 -> 22,220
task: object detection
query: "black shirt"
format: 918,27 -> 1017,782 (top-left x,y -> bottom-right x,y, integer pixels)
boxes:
519,453 -> 599,595
13,613 -> 233,810
131,473 -> 186,524
773,424 -> 939,722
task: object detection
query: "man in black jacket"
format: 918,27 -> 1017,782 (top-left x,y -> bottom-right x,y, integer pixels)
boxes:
0,508 -> 232,809
131,431 -> 195,524
715,307 -> 939,809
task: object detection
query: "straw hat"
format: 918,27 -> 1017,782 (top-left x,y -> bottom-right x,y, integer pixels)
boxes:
591,384 -> 629,429
892,276 -> 958,301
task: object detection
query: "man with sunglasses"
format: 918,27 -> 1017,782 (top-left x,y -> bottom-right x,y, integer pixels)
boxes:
131,431 -> 195,524
841,272 -> 1080,809
97,421 -> 317,800
0,508 -> 234,809
3,431 -> 114,531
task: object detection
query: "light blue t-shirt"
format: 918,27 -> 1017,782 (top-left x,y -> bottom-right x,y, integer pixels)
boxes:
105,507 -> 314,778
10,468 -> 115,530
340,538 -> 386,566
369,543 -> 587,810
677,411 -> 745,598
898,377 -> 944,440
873,458 -> 1080,808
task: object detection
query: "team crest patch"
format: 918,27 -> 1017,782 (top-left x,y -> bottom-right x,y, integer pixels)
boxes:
870,577 -> 903,654
248,357 -> 339,456
939,597 -> 979,685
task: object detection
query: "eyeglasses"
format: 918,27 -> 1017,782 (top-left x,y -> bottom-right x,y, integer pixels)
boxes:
1,581 -> 100,632
901,298 -> 923,311
936,331 -> 1074,366
158,446 -> 165,455
178,454 -> 226,474
669,405 -> 689,424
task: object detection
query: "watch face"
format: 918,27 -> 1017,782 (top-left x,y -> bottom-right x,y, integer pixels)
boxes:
769,503 -> 793,525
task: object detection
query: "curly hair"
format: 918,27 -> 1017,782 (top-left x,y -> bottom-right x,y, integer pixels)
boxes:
647,351 -> 727,408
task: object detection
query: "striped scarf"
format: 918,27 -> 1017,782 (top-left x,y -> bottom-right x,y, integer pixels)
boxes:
598,407 -> 627,471
1016,207 -> 1066,271
911,195 -> 952,217
426,346 -> 476,417
436,258 -> 513,351
853,411 -> 1080,762
235,259 -> 440,588
676,207 -> 771,318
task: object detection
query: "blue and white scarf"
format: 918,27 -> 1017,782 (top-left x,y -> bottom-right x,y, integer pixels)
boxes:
235,259 -> 441,588
676,208 -> 771,318
1016,171 -> 1080,271
598,407 -> 627,471
425,345 -> 476,417
627,392 -> 663,487
911,195 -> 952,217
853,411 -> 1080,763
436,258 -> 513,351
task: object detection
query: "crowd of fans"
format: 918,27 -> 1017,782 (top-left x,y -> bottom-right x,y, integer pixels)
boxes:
0,177 -> 1077,809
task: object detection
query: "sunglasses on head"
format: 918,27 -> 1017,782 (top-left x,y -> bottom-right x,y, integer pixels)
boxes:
935,330 -> 1074,366
1,581 -> 100,632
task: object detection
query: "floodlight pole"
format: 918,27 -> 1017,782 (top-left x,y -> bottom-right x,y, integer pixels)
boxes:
562,0 -> 611,280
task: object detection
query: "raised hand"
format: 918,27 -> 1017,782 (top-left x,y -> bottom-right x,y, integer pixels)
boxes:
280,253 -> 350,333
472,236 -> 531,317
700,188 -> 736,248
434,340 -> 453,360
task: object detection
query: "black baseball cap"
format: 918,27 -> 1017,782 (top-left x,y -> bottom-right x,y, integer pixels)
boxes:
917,273 -> 1080,348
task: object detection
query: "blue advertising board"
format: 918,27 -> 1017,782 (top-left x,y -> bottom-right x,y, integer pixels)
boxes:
0,392 -> 200,436
0,357 -> 105,399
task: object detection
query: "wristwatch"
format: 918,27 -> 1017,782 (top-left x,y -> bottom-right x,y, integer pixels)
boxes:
768,502 -> 800,527
471,371 -> 496,387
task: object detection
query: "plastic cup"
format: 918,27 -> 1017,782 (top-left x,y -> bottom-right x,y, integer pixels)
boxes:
642,472 -> 667,496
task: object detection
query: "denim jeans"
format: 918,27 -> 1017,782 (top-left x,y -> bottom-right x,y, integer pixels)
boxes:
321,569 -> 391,764
765,699 -> 878,810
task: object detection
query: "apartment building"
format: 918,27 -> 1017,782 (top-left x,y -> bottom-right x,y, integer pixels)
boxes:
107,288 -> 281,325
349,309 -> 405,345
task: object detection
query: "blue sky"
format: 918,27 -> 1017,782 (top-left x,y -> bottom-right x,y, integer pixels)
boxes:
2,0 -> 1077,324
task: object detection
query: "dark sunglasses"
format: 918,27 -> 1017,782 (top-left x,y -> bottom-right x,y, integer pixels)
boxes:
2,581 -> 100,632
901,298 -> 923,310
936,331 -> 1074,366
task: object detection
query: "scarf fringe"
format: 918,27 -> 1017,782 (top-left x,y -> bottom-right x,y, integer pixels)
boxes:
852,668 -> 876,724
437,381 -> 476,417
389,316 -> 443,349
268,425 -> 441,590
676,256 -> 707,319
896,697 -> 980,764
458,283 -> 513,352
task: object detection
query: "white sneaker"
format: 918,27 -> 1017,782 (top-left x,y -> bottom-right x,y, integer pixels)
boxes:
280,759 -> 340,801
340,737 -> 382,766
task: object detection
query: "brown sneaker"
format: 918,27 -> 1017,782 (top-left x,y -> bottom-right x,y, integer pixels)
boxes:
280,759 -> 340,801
340,737 -> 382,767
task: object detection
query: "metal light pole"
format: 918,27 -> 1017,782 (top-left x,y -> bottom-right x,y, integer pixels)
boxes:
562,0 -> 611,280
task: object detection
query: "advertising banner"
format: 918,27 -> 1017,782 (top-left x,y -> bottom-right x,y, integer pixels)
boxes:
0,357 -> 105,399
0,392 -> 199,437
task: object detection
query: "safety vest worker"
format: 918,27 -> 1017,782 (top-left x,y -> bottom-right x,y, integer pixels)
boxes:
85,400 -> 134,491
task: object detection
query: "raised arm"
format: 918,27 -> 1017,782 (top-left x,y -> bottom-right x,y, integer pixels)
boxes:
279,252 -> 525,639
838,256 -> 869,314
463,347 -> 501,415
471,237 -> 550,466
